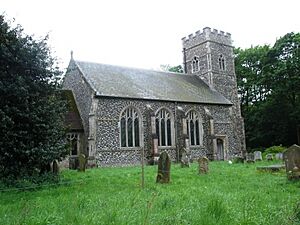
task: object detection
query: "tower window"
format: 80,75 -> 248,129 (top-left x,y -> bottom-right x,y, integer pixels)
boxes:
218,54 -> 225,71
120,107 -> 141,148
192,56 -> 199,73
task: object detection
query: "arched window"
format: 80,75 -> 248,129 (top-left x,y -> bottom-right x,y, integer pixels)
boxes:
192,56 -> 199,73
67,133 -> 79,155
155,108 -> 173,146
120,107 -> 141,147
186,110 -> 203,146
218,54 -> 225,71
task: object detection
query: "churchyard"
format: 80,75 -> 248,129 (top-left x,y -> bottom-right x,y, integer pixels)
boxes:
1,159 -> 300,225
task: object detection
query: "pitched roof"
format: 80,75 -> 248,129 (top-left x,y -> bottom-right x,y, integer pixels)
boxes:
60,90 -> 84,131
73,60 -> 231,105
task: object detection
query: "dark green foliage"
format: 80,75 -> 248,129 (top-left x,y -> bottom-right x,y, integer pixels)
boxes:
0,15 -> 68,181
264,146 -> 286,155
160,64 -> 184,73
235,33 -> 300,149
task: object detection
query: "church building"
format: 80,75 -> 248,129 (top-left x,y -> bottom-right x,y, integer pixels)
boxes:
63,27 -> 246,167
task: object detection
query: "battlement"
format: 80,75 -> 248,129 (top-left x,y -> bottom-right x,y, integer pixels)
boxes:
182,27 -> 232,49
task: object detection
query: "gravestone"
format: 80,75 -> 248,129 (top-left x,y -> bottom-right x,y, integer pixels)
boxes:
52,160 -> 59,175
198,156 -> 209,174
246,153 -> 255,163
283,144 -> 300,180
275,153 -> 283,160
266,154 -> 273,161
78,153 -> 87,172
254,151 -> 262,161
156,151 -> 171,183
181,149 -> 190,168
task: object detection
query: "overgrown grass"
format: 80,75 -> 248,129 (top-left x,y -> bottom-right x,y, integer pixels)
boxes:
0,161 -> 299,225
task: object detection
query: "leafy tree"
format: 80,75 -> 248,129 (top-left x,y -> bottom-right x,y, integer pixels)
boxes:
235,32 -> 300,149
0,15 -> 68,181
160,64 -> 184,73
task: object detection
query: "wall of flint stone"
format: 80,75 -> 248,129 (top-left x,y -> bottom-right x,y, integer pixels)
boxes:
183,30 -> 246,154
95,97 -> 239,166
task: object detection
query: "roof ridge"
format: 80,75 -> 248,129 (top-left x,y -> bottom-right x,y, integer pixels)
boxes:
74,60 -> 192,77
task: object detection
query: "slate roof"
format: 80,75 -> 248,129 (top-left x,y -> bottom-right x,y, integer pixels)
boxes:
74,60 -> 231,105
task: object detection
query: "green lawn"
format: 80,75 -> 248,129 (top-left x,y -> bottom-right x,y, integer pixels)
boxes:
0,161 -> 299,225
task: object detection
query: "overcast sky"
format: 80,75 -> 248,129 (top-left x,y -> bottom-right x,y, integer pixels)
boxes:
2,0 -> 300,71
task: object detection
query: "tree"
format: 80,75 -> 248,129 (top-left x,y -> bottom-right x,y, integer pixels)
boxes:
0,15 -> 68,181
160,64 -> 184,73
235,32 -> 300,149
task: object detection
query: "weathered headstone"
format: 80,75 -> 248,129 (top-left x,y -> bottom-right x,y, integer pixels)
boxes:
52,160 -> 60,175
181,149 -> 190,168
283,144 -> 300,180
198,156 -> 209,174
246,152 -> 255,163
254,151 -> 262,161
156,151 -> 171,183
275,153 -> 283,160
78,153 -> 87,172
266,154 -> 273,161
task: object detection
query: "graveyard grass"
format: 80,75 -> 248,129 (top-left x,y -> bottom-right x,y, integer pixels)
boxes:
1,161 -> 300,225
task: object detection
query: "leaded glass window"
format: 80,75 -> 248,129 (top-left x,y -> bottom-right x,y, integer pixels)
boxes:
155,108 -> 173,146
186,110 -> 203,146
120,107 -> 140,147
218,54 -> 225,71
192,56 -> 199,73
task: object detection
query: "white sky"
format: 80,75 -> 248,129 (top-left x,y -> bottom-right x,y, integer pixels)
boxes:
1,0 -> 300,71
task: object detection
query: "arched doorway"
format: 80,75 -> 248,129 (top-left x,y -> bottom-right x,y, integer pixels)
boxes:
217,138 -> 224,160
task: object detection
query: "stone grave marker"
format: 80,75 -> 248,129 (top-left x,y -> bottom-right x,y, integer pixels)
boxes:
52,160 -> 59,175
283,144 -> 300,180
156,151 -> 171,183
246,153 -> 255,163
198,156 -> 209,174
266,154 -> 273,161
181,149 -> 190,168
78,153 -> 87,172
275,153 -> 283,160
254,151 -> 262,161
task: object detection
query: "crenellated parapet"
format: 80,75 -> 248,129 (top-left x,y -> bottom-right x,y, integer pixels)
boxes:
182,27 -> 232,49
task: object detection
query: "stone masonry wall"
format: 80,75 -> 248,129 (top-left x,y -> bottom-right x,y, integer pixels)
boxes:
95,97 -> 237,166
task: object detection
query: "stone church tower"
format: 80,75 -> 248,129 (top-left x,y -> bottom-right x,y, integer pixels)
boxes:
182,27 -> 246,158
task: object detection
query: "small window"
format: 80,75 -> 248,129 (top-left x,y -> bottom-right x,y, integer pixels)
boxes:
192,56 -> 199,73
120,107 -> 141,147
67,133 -> 79,155
186,110 -> 203,146
155,108 -> 173,147
218,54 -> 225,71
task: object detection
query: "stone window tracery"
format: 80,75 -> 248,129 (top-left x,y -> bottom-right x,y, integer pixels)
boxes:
192,56 -> 200,73
120,107 -> 140,148
186,110 -> 203,146
155,108 -> 174,147
218,54 -> 225,71
67,133 -> 80,155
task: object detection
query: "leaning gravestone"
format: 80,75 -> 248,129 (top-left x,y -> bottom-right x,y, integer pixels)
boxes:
283,144 -> 300,180
198,156 -> 209,174
246,153 -> 255,163
275,153 -> 283,160
156,151 -> 171,183
52,160 -> 60,175
266,154 -> 273,161
181,149 -> 190,168
254,151 -> 262,161
78,153 -> 87,172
